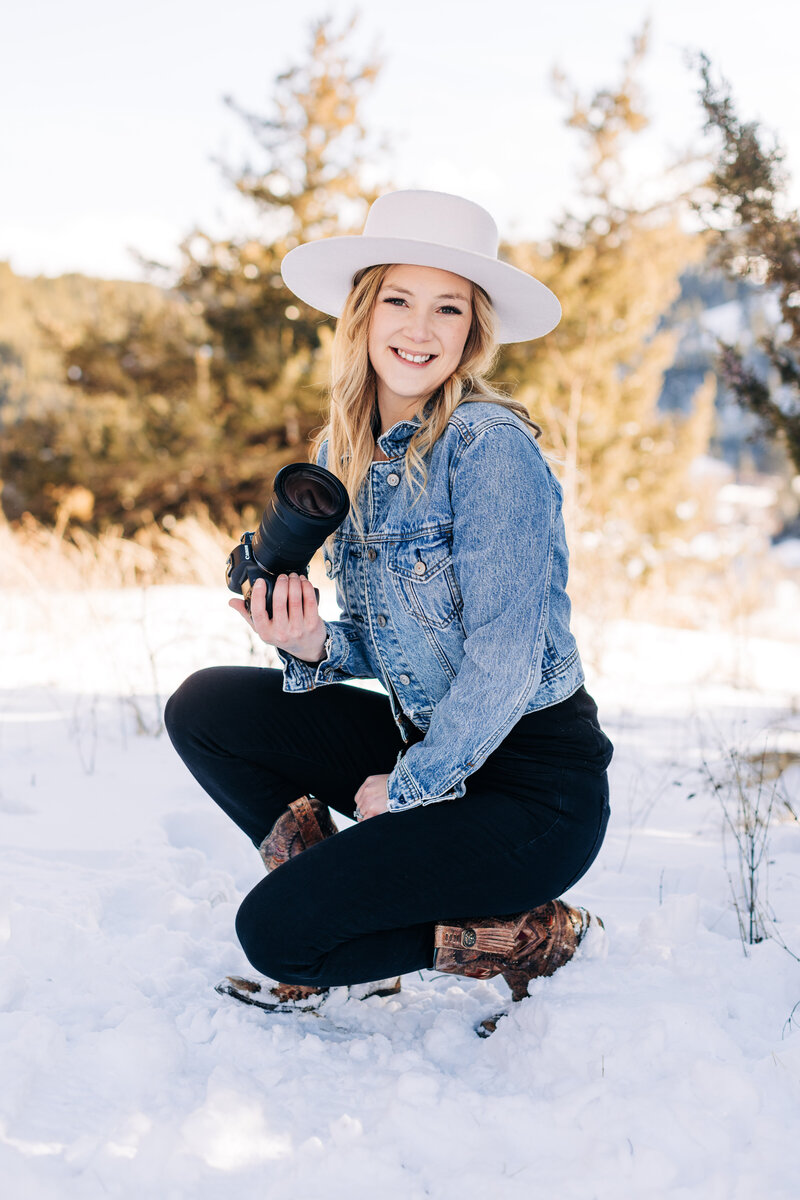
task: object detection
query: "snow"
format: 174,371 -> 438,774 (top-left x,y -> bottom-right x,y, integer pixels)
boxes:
2,581 -> 800,1198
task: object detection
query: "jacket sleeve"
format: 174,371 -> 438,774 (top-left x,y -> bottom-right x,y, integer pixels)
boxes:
277,438 -> 376,693
385,423 -> 559,812
277,617 -> 376,692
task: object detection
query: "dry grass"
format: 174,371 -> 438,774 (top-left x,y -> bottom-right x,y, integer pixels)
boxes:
567,538 -> 800,638
0,511 -> 237,591
2,511 -> 798,649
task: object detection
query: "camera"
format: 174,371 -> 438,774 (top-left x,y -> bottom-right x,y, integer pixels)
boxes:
226,463 -> 350,617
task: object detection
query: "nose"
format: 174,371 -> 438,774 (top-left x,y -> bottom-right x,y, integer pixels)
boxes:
403,308 -> 434,343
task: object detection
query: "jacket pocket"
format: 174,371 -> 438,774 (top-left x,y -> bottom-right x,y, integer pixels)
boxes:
387,531 -> 463,630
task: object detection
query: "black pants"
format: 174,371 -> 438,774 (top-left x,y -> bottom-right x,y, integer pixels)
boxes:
165,667 -> 610,987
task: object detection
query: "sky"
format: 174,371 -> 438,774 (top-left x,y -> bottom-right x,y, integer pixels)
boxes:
2,0 -> 799,282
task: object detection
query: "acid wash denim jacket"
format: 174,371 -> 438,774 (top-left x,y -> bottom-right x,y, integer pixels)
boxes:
276,398 -> 585,813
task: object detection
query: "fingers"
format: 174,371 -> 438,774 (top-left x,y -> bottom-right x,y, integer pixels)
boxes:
234,573 -> 320,648
353,779 -> 366,822
273,573 -> 316,615
353,775 -> 390,821
229,597 -> 249,619
286,573 -> 314,622
247,579 -> 272,641
275,573 -> 317,633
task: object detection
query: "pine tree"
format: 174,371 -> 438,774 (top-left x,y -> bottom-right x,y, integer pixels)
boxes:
0,268 -> 199,525
4,14 -> 384,530
499,28 -> 715,568
171,13 -> 384,453
695,54 -> 800,472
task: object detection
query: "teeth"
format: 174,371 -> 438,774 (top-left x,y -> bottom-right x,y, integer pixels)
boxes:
395,348 -> 433,364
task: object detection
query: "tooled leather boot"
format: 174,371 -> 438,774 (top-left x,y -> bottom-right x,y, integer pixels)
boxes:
216,974 -> 403,1011
258,795 -> 338,871
251,795 -> 401,1004
433,899 -> 604,1002
249,795 -> 339,1005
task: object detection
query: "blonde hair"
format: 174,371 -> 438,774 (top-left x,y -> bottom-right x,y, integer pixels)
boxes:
310,263 -> 541,543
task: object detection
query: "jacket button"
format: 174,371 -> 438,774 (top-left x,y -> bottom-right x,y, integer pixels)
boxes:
377,614 -> 387,627
368,547 -> 377,561
399,674 -> 410,685
413,561 -> 427,575
387,473 -> 400,487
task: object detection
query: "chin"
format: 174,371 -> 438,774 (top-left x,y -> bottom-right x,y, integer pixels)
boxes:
388,372 -> 446,399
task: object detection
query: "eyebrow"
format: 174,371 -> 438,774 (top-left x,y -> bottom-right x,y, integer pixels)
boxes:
381,284 -> 471,303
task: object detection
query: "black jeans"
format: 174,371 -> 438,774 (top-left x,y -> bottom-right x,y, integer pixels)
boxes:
165,667 -> 611,987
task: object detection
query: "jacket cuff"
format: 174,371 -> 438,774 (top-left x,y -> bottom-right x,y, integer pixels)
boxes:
386,754 -> 461,813
276,622 -> 348,692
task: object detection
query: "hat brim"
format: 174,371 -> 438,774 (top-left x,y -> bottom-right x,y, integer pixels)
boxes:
281,236 -> 560,343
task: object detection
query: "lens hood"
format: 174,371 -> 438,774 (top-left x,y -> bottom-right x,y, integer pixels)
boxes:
250,463 -> 350,575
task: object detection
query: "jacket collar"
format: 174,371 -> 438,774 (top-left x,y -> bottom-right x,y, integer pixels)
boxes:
374,398 -> 433,456
376,416 -> 422,456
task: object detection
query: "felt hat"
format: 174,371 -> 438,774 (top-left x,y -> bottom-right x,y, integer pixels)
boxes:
280,189 -> 561,343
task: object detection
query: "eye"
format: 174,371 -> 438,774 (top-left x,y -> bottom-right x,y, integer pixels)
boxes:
440,305 -> 463,315
382,296 -> 407,306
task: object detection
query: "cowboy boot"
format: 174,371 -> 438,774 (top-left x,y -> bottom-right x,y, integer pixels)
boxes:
258,794 -> 338,871
250,795 -> 401,1003
501,902 -> 604,1000
245,795 -> 338,1005
215,976 -> 332,1011
433,899 -> 605,1002
216,974 -> 402,1012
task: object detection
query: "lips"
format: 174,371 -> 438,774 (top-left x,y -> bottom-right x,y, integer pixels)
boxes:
391,347 -> 437,366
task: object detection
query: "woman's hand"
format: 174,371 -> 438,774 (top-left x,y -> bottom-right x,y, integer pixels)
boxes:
229,573 -> 328,663
354,774 -> 390,821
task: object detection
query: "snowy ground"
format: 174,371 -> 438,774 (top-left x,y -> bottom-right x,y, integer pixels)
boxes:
2,579 -> 800,1199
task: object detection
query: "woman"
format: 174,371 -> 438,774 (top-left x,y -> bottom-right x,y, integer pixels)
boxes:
165,190 -> 613,1020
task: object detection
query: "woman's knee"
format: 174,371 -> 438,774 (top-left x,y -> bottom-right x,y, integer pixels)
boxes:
235,880 -> 319,984
165,666 -> 256,746
165,667 -> 213,742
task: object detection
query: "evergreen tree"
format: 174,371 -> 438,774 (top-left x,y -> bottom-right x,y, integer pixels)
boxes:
696,54 -> 800,472
0,265 -> 192,524
170,12 -> 384,450
499,28 -> 715,566
2,14 -> 384,530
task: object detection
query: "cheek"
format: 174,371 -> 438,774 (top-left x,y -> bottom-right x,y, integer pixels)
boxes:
444,324 -> 470,365
367,318 -> 381,364
368,305 -> 396,347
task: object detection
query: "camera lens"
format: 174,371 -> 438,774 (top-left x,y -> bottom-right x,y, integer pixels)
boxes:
281,471 -> 342,519
250,463 -> 350,577
225,462 -> 350,605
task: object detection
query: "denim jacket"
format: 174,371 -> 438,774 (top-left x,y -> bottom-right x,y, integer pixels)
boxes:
277,398 -> 585,812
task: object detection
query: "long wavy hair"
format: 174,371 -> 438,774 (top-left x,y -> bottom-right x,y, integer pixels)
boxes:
310,263 -> 541,545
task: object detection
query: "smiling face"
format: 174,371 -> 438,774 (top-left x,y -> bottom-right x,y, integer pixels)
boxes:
367,264 -> 473,430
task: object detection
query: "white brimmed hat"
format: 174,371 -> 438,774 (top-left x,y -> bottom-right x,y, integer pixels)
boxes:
280,189 -> 561,343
